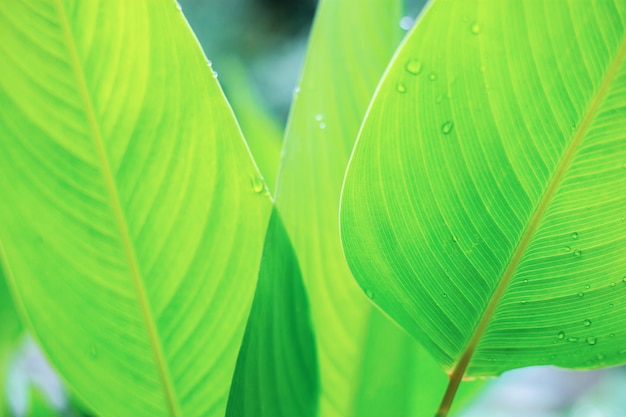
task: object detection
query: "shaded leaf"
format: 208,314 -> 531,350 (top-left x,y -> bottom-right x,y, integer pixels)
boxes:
226,209 -> 318,417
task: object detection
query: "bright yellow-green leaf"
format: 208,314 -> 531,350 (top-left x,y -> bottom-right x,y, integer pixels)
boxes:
341,0 -> 626,412
0,2 -> 272,416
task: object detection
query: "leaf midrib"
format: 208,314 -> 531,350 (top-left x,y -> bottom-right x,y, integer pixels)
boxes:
54,2 -> 181,415
437,32 -> 626,415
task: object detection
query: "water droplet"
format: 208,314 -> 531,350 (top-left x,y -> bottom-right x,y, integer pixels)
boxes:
523,279 -> 528,284
585,284 -> 591,290
319,122 -> 326,129
568,337 -> 579,342
550,354 -> 556,359
583,319 -> 591,327
470,22 -> 481,34
428,72 -> 438,81
611,282 -> 616,287
558,331 -> 565,339
609,303 -> 614,308
578,292 -> 584,297
293,86 -> 301,94
441,121 -> 454,135
586,337 -> 597,345
442,293 -> 448,298
212,70 -> 218,78
574,249 -> 582,257
405,59 -> 423,75
251,175 -> 265,194
610,333 -> 615,338
622,276 -> 626,283
571,232 -> 579,239
520,300 -> 527,305
396,82 -> 406,93
597,353 -> 605,361
365,289 -> 374,299
399,16 -> 415,31
315,114 -> 324,121
564,246 -> 571,252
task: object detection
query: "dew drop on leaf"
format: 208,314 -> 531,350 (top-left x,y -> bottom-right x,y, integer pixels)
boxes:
597,353 -> 605,361
585,284 -> 591,290
315,114 -> 324,121
251,175 -> 265,194
583,319 -> 591,327
89,345 -> 98,359
586,337 -> 597,345
622,276 -> 626,283
567,337 -> 579,342
470,22 -> 481,34
405,59 -> 423,75
564,246 -> 571,252
557,331 -> 565,339
578,292 -> 584,297
428,72 -> 438,81
365,289 -> 374,299
571,232 -> 579,239
319,122 -> 326,129
396,82 -> 406,93
574,249 -> 582,257
441,121 -> 454,135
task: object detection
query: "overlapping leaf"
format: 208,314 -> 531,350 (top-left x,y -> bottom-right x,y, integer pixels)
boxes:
0,1 -> 272,416
341,0 -> 626,409
276,0 -> 481,415
226,209 -> 318,417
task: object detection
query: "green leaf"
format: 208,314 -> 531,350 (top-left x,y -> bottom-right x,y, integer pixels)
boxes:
0,2 -> 272,417
341,0 -> 626,409
226,209 -> 318,417
276,0 -> 482,415
219,59 -> 283,194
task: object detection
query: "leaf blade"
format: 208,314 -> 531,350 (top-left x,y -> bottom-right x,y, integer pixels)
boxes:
341,0 -> 626,388
0,1 -> 272,416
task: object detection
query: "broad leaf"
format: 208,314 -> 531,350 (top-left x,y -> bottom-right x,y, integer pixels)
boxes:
226,209 -> 318,417
341,0 -> 626,411
276,0 -> 481,415
0,2 -> 272,416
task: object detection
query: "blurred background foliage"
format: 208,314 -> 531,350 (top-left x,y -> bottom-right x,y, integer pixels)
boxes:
2,0 -> 626,416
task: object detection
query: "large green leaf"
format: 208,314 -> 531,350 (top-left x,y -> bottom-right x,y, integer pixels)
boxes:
226,209 -> 318,417
341,0 -> 626,412
276,0 -> 481,415
0,2 -> 272,416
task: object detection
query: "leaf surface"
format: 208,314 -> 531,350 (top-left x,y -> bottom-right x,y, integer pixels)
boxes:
226,209 -> 318,417
341,0 -> 626,388
276,0 -> 481,415
0,1 -> 272,416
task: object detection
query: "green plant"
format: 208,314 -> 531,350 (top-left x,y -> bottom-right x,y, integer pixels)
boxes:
0,1 -> 624,417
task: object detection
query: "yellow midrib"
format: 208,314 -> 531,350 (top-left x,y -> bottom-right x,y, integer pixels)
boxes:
54,2 -> 182,416
437,32 -> 626,417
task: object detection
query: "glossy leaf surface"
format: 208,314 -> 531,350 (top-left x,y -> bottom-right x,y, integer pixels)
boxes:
341,0 -> 626,381
276,0 -> 480,415
0,1 -> 272,416
226,209 -> 318,417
